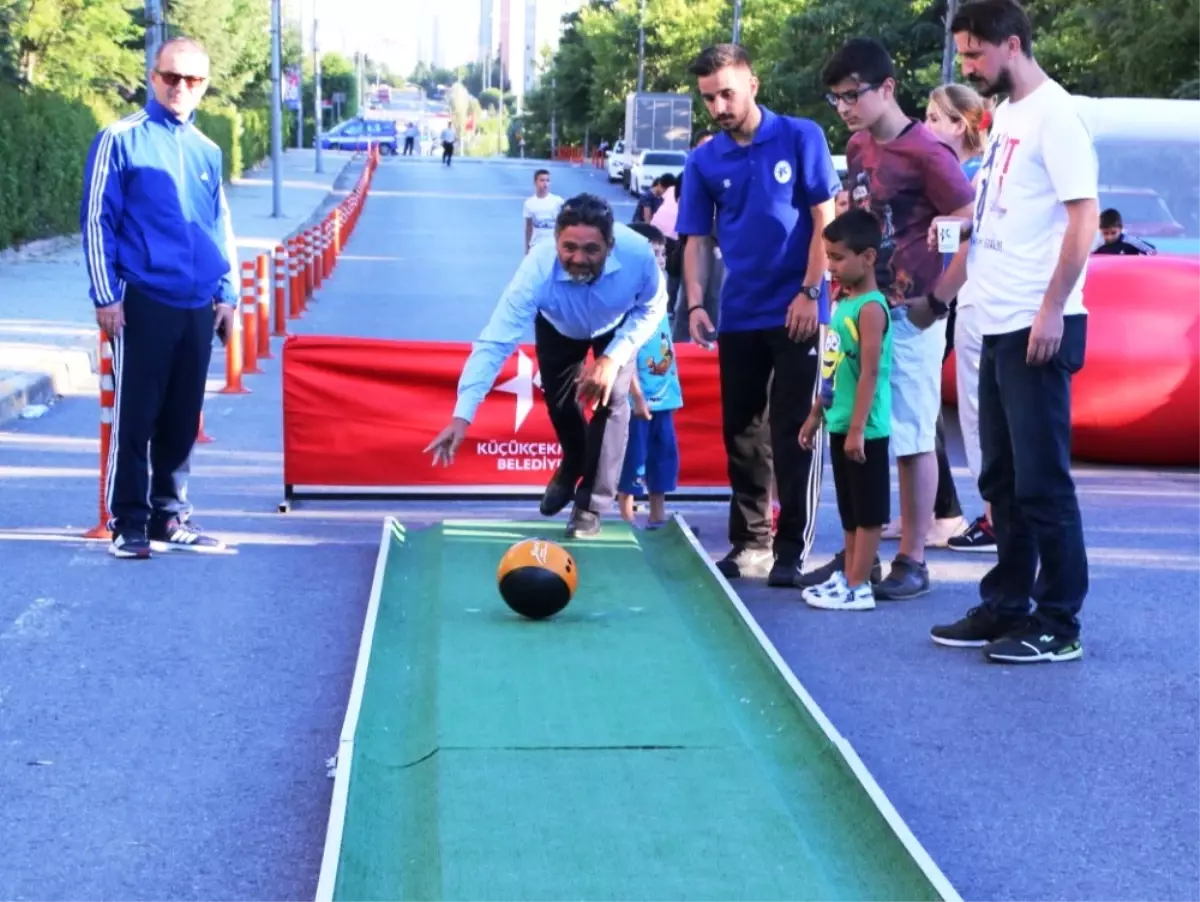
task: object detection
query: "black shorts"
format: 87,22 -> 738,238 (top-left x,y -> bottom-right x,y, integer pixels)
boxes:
829,432 -> 891,531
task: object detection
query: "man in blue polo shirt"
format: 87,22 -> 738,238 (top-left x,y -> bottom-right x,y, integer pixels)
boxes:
677,43 -> 840,586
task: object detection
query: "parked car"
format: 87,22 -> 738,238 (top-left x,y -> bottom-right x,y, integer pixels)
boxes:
319,117 -> 398,155
606,139 -> 627,182
628,149 -> 688,196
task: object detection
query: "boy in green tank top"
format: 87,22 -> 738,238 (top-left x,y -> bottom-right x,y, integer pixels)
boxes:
799,209 -> 893,611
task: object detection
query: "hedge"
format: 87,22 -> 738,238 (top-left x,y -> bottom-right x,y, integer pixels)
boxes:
0,85 -> 272,252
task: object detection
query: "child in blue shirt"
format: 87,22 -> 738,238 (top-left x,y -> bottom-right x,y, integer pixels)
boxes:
618,222 -> 683,529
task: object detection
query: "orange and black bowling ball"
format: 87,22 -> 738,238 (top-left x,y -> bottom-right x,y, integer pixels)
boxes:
496,538 -> 578,620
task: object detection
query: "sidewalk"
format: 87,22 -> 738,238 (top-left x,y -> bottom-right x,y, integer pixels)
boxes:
0,147 -> 360,424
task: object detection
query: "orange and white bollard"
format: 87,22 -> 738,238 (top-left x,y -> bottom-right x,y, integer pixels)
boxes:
273,244 -> 289,335
256,253 -> 272,360
84,334 -> 114,540
240,260 -> 262,375
220,285 -> 249,394
196,411 -> 214,443
333,207 -> 344,262
288,236 -> 302,317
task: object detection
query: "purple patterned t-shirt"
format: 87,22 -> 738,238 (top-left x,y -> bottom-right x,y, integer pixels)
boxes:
845,121 -> 975,305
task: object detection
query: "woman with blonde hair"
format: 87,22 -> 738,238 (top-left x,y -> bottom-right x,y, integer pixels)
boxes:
922,80 -> 996,553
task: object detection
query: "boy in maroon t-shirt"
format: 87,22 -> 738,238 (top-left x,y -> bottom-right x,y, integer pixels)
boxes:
796,37 -> 975,600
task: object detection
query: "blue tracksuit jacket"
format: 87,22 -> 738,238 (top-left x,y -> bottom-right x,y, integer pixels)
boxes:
80,98 -> 238,310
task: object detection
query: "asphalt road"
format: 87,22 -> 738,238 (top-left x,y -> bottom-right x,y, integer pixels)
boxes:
0,152 -> 1196,902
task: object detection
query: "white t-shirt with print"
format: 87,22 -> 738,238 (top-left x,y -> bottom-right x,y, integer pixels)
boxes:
524,193 -> 564,249
963,79 -> 1098,336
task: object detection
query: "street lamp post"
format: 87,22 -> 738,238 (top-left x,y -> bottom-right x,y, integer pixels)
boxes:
732,0 -> 743,43
269,0 -> 284,217
636,0 -> 646,92
313,12 -> 324,173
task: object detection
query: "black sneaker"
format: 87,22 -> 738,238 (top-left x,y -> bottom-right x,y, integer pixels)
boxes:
984,628 -> 1083,664
874,554 -> 930,600
148,519 -> 228,554
564,509 -> 601,539
947,515 -> 997,553
540,468 -> 578,517
767,557 -> 800,587
930,605 -> 1026,648
794,551 -> 882,588
109,530 -> 152,559
715,546 -> 773,580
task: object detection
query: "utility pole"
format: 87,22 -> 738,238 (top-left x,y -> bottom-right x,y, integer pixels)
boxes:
732,0 -> 743,43
941,0 -> 959,84
636,0 -> 646,92
313,11 -> 324,173
296,0 -> 305,150
144,0 -> 164,95
269,0 -> 284,217
549,74 -> 557,160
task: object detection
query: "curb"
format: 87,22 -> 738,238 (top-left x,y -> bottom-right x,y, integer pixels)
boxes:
0,371 -> 57,428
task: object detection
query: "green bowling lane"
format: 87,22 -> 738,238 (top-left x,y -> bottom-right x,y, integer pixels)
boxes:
318,518 -> 958,902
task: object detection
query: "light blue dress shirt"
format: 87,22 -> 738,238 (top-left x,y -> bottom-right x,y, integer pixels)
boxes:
454,223 -> 669,423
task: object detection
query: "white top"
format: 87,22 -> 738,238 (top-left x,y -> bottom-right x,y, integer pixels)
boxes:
962,79 -> 1098,335
523,193 -> 564,248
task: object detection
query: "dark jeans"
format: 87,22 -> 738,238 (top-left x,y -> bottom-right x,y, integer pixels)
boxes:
534,314 -> 634,515
108,288 -> 214,534
442,141 -> 454,165
717,327 -> 822,563
934,302 -> 963,519
977,314 -> 1088,637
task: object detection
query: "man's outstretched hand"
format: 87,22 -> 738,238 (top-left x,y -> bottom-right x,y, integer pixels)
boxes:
424,417 -> 469,466
576,355 -> 619,409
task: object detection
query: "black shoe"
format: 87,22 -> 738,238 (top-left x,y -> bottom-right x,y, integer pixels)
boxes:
767,557 -> 801,587
109,529 -> 152,559
148,518 -> 228,554
930,605 -> 1027,648
874,554 -> 931,600
540,468 -> 578,517
564,509 -> 601,539
984,627 -> 1083,663
794,551 -> 882,588
947,515 -> 997,553
715,546 -> 773,580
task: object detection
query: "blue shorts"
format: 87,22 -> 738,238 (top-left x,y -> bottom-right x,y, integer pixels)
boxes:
618,409 -> 680,496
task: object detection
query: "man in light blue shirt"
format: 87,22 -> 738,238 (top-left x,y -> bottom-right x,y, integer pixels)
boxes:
425,194 -> 668,538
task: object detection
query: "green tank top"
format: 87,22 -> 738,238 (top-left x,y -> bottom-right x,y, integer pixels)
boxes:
820,290 -> 892,439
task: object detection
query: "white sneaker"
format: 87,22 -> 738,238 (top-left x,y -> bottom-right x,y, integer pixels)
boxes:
804,577 -> 876,611
879,521 -> 902,541
801,570 -> 848,605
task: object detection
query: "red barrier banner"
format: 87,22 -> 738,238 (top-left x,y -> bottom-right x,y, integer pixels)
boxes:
281,335 -> 729,496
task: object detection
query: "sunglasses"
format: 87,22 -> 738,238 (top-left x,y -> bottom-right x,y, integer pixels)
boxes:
156,70 -> 208,89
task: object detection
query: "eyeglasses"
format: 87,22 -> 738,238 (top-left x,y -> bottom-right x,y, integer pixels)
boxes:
156,70 -> 208,89
825,84 -> 879,108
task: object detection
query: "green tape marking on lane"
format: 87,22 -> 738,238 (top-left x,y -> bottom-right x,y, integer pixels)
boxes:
322,517 -> 957,902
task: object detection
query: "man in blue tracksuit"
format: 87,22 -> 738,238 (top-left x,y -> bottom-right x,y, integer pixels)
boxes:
81,37 -> 236,559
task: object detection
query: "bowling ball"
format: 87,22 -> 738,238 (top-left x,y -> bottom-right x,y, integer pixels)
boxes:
496,538 -> 578,620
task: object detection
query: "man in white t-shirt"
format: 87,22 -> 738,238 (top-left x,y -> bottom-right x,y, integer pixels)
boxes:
914,0 -> 1096,664
524,169 -> 564,254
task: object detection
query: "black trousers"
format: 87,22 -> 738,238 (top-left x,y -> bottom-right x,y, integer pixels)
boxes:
934,302 -> 964,519
442,141 -> 454,165
977,314 -> 1088,638
403,137 -> 415,155
534,314 -> 635,515
108,289 -> 214,534
717,327 -> 822,562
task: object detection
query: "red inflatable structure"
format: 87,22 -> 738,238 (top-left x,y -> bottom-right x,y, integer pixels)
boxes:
942,254 -> 1200,467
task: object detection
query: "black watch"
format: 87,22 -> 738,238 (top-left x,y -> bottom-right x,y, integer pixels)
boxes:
801,285 -> 821,301
926,292 -> 950,318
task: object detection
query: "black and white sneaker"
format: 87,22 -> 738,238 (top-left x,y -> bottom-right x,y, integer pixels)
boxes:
984,629 -> 1083,664
930,605 -> 1026,648
715,546 -> 773,580
947,515 -> 997,553
149,519 -> 228,554
109,531 -> 152,559
794,551 -> 883,589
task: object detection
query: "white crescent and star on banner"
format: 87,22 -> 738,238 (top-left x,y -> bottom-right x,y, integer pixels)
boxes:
494,350 -> 543,432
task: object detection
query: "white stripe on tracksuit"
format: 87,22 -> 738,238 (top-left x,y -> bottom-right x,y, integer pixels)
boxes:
802,334 -> 825,559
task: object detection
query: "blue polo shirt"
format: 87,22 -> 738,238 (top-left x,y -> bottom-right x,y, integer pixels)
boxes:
675,106 -> 840,333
